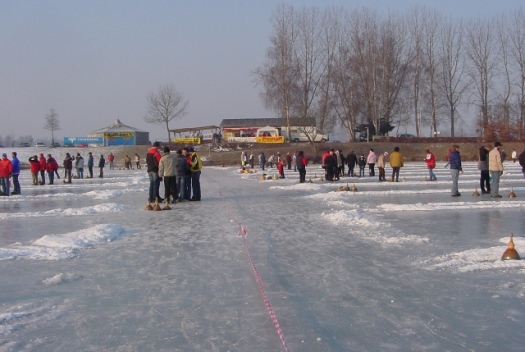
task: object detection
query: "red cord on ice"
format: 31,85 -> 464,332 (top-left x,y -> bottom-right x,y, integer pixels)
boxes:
236,222 -> 290,352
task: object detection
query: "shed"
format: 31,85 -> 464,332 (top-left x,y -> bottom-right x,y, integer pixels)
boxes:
88,119 -> 150,146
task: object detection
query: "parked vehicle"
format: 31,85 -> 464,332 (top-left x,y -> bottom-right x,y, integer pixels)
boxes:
19,142 -> 30,147
397,133 -> 415,138
52,142 -> 61,148
35,142 -> 47,147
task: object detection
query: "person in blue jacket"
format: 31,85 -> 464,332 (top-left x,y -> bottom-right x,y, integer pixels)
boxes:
11,152 -> 21,195
449,145 -> 463,197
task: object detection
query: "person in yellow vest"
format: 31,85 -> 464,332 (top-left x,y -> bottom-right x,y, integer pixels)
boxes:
189,147 -> 202,201
389,146 -> 404,182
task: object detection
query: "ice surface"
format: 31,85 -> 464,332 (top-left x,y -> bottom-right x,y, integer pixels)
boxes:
0,150 -> 525,351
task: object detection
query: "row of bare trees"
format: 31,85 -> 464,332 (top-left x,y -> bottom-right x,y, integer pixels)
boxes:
253,5 -> 525,141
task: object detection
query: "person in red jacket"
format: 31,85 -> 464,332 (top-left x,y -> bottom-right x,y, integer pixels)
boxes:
146,142 -> 163,202
28,155 -> 40,185
277,159 -> 285,179
0,153 -> 13,195
46,154 -> 59,185
425,148 -> 437,181
39,153 -> 47,185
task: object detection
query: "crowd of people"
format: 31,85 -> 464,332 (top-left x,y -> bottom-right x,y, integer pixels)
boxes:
235,144 -> 525,196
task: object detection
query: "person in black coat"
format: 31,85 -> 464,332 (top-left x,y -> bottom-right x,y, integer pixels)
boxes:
98,154 -> 105,178
346,151 -> 357,177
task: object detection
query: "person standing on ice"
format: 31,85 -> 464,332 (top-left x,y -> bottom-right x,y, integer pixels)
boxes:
286,152 -> 292,170
188,147 -> 202,201
45,154 -> 59,185
277,158 -> 285,179
29,155 -> 40,185
108,153 -> 115,170
0,153 -> 13,196
10,152 -> 21,195
39,153 -> 47,185
240,151 -> 247,168
376,152 -> 387,182
146,141 -> 163,202
358,154 -> 366,178
511,149 -> 517,163
75,153 -> 84,179
478,145 -> 491,194
449,145 -> 463,197
389,147 -> 404,182
158,146 -> 177,203
98,154 -> 105,178
489,141 -> 504,198
366,149 -> 376,177
63,153 -> 73,183
296,151 -> 307,183
249,152 -> 254,168
258,152 -> 265,171
175,149 -> 189,202
87,152 -> 94,178
425,148 -> 437,181
346,151 -> 357,177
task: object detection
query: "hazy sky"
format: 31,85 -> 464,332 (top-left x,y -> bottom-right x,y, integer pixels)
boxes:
1,0 -> 523,142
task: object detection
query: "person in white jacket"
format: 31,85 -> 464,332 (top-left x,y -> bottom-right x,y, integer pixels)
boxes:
366,149 -> 376,177
488,142 -> 504,198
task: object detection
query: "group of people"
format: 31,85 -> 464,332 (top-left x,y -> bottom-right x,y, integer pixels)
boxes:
147,141 -> 202,204
321,147 -> 405,183
124,153 -> 141,170
0,151 -> 108,196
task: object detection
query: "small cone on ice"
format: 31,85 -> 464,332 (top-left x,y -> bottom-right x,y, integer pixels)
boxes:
337,186 -> 344,192
472,186 -> 480,197
272,174 -> 278,180
153,198 -> 162,211
501,233 -> 521,260
344,183 -> 351,191
162,199 -> 171,210
259,174 -> 266,181
306,177 -> 313,183
424,176 -> 428,181
508,187 -> 516,198
145,200 -> 153,211
402,177 -> 406,182
351,183 -> 358,192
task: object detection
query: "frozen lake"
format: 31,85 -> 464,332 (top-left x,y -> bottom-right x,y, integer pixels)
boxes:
1,150 -> 525,351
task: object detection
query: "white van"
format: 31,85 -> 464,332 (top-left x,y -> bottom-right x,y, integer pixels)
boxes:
283,127 -> 328,143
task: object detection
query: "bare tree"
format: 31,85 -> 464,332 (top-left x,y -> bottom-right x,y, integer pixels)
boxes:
44,108 -> 61,147
508,8 -> 525,138
253,4 -> 299,141
466,18 -> 498,137
438,18 -> 468,137
406,7 -> 425,136
144,84 -> 189,141
495,14 -> 514,136
332,12 -> 362,141
422,9 -> 444,137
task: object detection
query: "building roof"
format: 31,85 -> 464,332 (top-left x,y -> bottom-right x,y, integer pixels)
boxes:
169,125 -> 221,134
220,118 -> 316,128
89,119 -> 147,134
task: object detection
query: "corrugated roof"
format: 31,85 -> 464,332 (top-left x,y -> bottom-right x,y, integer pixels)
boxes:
89,119 -> 147,134
220,118 -> 316,128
